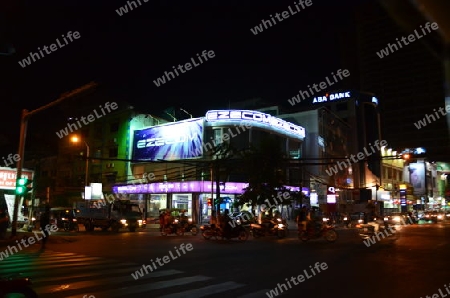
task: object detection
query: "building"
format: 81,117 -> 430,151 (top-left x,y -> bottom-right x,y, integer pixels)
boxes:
113,109 -> 306,223
352,1 -> 449,161
278,106 -> 352,213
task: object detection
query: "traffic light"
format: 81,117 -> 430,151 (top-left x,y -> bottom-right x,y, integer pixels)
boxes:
207,198 -> 212,206
15,178 -> 28,195
15,178 -> 32,195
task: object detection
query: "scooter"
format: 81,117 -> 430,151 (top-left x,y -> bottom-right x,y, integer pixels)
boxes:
62,217 -> 79,232
0,274 -> 38,298
179,218 -> 198,236
200,223 -> 222,240
200,223 -> 249,241
299,220 -> 338,242
250,218 -> 286,239
161,218 -> 184,236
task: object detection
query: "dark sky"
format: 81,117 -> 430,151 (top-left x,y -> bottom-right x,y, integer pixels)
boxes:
0,0 -> 369,157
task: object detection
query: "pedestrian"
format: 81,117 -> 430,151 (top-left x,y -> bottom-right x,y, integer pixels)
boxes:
159,210 -> 165,232
296,206 -> 308,232
0,208 -> 9,239
40,205 -> 50,249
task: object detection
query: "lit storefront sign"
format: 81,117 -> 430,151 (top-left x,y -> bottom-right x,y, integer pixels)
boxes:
113,181 -> 249,194
114,181 -> 309,196
132,118 -> 204,161
0,167 -> 34,190
205,110 -> 305,139
327,186 -> 336,203
312,92 -> 351,104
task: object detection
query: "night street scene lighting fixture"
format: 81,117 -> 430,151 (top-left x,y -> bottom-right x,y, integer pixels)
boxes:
70,135 -> 90,186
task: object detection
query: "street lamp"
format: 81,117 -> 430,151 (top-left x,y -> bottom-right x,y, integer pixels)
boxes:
70,135 -> 90,187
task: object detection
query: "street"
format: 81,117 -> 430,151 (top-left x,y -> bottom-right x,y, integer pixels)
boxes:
1,222 -> 449,298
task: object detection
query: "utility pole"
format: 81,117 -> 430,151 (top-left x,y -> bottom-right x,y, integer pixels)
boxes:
11,82 -> 97,236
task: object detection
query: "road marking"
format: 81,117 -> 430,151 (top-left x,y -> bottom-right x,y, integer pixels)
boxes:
158,281 -> 245,298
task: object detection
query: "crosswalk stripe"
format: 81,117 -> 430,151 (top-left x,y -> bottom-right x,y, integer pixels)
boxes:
0,257 -> 103,269
64,275 -> 213,298
1,259 -> 116,272
34,269 -> 184,294
1,251 -> 265,298
237,289 -> 273,297
158,281 -> 246,298
35,267 -> 181,283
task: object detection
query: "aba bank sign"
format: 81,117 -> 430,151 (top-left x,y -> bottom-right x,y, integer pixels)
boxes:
312,92 -> 351,104
205,110 -> 305,138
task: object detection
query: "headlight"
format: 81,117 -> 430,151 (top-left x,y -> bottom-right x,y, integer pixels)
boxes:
61,218 -> 66,221
174,219 -> 179,223
73,219 -> 77,222
277,218 -> 282,222
236,219 -> 241,224
188,218 -> 192,222
358,219 -> 363,224
323,218 -> 328,222
120,219 -> 127,225
278,224 -> 285,228
384,217 -> 388,221
394,216 -> 401,222
31,217 -> 36,221
138,220 -> 143,225
343,217 -> 348,221
437,215 -> 443,219
446,214 -> 450,217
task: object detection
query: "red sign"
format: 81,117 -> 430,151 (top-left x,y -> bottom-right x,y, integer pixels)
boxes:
0,168 -> 34,190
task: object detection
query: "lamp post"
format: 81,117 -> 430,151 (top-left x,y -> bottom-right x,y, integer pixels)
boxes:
70,136 -> 90,187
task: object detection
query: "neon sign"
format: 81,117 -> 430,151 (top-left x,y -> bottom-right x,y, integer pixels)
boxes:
205,110 -> 305,139
312,92 -> 351,104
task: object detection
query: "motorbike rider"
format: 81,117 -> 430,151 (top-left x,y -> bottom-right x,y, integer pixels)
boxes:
219,209 -> 232,237
0,208 -> 9,239
296,206 -> 308,232
308,207 -> 323,234
270,210 -> 282,227
163,210 -> 172,230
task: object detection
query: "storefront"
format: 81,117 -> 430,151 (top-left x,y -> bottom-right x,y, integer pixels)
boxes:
112,181 -> 249,224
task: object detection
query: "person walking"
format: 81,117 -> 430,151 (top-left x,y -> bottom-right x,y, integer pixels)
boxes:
39,205 -> 50,249
0,208 -> 9,239
296,206 -> 308,232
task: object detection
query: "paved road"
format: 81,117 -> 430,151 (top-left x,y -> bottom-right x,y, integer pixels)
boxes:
1,222 -> 449,297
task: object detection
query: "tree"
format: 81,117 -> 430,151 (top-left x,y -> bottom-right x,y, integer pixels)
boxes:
233,135 -> 292,212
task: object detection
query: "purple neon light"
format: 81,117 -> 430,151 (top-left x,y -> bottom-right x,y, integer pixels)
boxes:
112,181 -> 309,195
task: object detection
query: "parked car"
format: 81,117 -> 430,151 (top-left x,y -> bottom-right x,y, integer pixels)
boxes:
420,211 -> 439,223
383,212 -> 414,225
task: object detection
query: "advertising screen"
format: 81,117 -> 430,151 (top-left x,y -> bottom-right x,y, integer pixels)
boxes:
132,118 -> 203,161
409,162 -> 425,195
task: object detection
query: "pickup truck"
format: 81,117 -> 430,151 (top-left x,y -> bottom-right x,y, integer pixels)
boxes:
76,199 -> 146,232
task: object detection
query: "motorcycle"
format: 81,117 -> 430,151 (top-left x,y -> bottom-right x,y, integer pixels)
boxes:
179,218 -> 198,236
200,223 -> 222,240
0,274 -> 38,298
250,217 -> 287,239
62,217 -> 79,232
200,223 -> 249,241
299,220 -> 338,242
161,218 -> 184,236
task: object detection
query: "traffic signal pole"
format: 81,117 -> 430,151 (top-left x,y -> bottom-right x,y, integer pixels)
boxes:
10,82 -> 97,237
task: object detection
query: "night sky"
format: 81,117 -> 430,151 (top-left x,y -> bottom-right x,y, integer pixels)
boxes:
0,0 -> 414,159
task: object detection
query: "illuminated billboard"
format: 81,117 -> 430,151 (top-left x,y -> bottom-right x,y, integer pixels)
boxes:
205,110 -> 305,140
409,162 -> 425,195
132,118 -> 203,161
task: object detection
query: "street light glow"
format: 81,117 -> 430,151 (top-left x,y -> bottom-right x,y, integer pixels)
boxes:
71,135 -> 80,143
